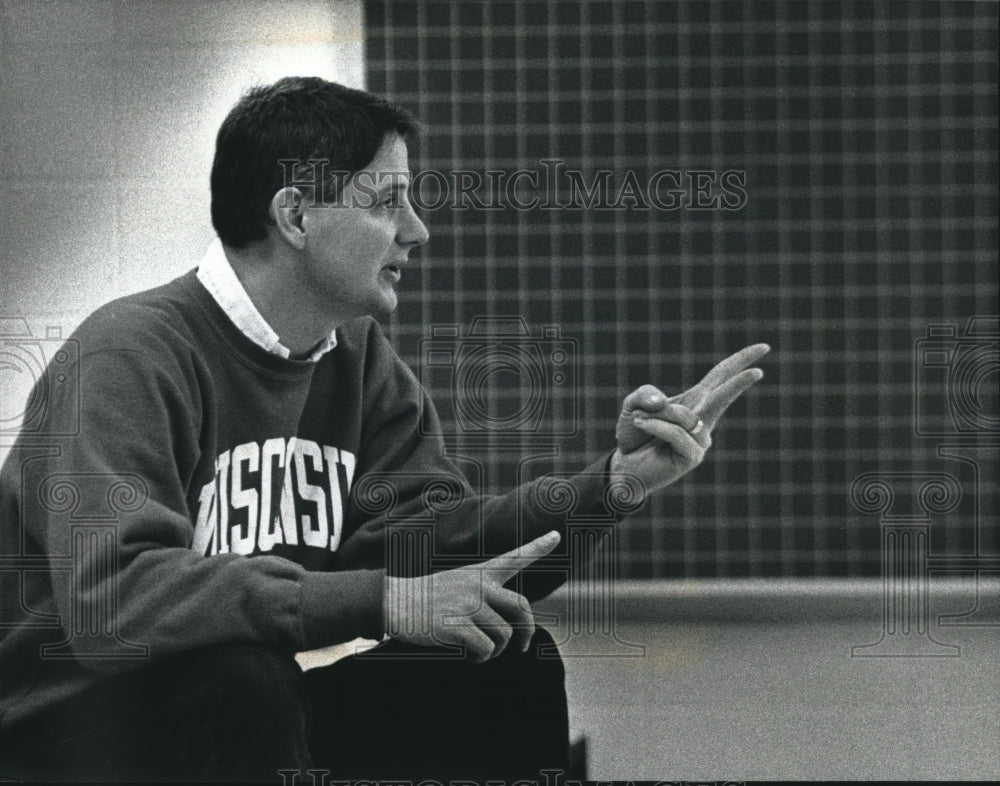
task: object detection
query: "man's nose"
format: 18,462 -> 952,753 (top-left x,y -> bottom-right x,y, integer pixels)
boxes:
399,202 -> 430,247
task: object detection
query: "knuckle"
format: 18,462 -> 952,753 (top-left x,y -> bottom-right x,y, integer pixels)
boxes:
668,401 -> 693,417
660,402 -> 682,420
672,391 -> 695,408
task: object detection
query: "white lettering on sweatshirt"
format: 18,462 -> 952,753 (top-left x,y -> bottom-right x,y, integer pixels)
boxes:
191,437 -> 357,557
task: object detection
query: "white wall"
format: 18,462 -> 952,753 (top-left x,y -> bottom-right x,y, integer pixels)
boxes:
0,0 -> 364,431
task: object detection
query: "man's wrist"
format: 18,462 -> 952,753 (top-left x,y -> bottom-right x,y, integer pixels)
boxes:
606,449 -> 649,509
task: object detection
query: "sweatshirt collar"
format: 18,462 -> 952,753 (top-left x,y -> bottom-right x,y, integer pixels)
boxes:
196,239 -> 337,363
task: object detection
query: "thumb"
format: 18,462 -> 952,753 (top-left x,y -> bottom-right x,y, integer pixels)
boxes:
478,530 -> 562,584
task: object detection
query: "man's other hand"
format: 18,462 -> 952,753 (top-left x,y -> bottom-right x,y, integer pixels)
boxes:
385,531 -> 561,662
611,343 -> 770,498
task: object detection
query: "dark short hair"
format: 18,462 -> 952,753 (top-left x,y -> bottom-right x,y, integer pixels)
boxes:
210,76 -> 418,248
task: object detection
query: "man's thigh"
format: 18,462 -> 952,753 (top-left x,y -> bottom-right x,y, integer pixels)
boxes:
0,642 -> 311,780
304,626 -> 569,780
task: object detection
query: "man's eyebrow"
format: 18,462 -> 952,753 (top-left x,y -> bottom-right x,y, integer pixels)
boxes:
375,173 -> 412,193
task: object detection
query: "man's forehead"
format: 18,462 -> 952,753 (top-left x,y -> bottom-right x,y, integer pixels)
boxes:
343,134 -> 412,192
367,133 -> 411,173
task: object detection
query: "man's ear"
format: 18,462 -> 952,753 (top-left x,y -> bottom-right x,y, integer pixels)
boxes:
270,187 -> 308,250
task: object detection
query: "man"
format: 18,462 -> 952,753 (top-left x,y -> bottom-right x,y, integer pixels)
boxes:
0,77 -> 767,780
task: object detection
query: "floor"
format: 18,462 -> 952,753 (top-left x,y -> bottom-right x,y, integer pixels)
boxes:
537,579 -> 1000,780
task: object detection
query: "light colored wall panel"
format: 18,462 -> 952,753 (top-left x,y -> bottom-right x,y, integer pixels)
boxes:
0,0 -> 364,433
1,0 -> 364,321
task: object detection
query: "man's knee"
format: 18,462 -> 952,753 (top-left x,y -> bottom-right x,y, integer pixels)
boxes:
304,626 -> 568,778
492,625 -> 566,679
158,643 -> 311,776
172,642 -> 307,716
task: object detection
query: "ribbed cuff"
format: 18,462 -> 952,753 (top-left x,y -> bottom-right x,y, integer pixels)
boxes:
525,450 -> 643,525
298,568 -> 385,649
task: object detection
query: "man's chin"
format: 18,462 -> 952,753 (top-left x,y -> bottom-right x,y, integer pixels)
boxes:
370,292 -> 398,321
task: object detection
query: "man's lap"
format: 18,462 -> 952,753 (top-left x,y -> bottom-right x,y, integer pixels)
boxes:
0,628 -> 568,781
306,625 -> 569,779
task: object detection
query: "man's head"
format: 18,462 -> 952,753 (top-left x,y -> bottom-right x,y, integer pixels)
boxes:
210,77 -> 429,331
210,76 -> 419,248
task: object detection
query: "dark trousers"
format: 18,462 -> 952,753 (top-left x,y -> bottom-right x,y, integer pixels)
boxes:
0,627 -> 569,782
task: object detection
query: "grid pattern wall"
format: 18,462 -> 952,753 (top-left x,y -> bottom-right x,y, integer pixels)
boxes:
365,0 -> 999,578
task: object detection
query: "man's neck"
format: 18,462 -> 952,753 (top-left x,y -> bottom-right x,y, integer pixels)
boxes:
223,242 -> 340,356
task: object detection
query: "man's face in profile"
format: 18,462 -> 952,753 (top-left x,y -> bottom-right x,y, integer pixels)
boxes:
295,133 -> 429,320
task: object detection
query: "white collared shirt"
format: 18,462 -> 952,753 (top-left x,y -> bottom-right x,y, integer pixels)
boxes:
196,238 -> 337,363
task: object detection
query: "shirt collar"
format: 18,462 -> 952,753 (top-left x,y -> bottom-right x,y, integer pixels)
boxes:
196,239 -> 337,363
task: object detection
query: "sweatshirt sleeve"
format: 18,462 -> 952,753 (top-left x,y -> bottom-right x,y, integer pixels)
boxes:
336,321 -> 640,599
26,344 -> 383,674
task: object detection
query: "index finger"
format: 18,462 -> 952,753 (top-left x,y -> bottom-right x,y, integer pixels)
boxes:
620,384 -> 669,414
694,343 -> 770,391
698,367 -> 765,430
478,530 -> 562,584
